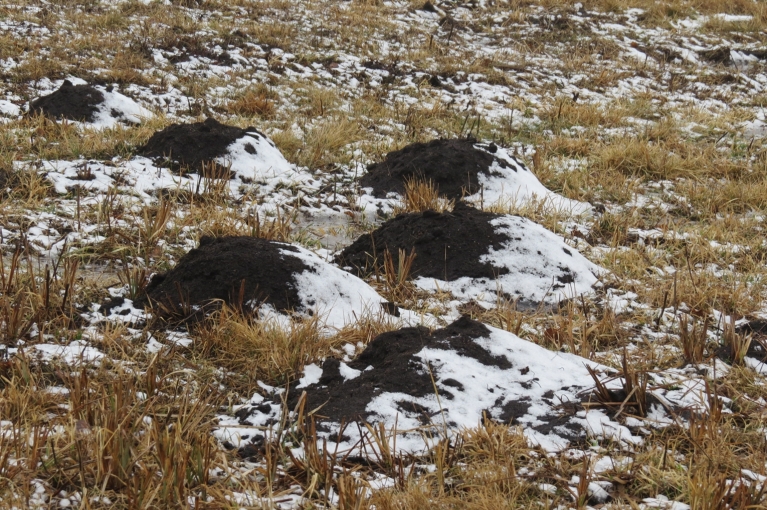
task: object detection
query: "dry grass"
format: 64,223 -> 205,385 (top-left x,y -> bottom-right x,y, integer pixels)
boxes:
226,84 -> 277,119
392,177 -> 454,215
1,0 -> 767,506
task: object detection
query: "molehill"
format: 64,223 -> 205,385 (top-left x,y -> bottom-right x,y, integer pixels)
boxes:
359,137 -> 510,199
335,202 -> 509,280
138,117 -> 268,174
29,80 -> 106,122
139,236 -> 311,315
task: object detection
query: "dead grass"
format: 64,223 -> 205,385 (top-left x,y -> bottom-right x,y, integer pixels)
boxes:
195,304 -> 327,389
392,177 -> 455,215
590,134 -> 747,181
1,0 -> 767,506
226,84 -> 277,119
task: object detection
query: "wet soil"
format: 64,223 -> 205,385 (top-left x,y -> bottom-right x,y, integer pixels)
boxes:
29,80 -> 105,122
359,138 -> 507,199
335,202 -> 509,280
138,236 -> 312,316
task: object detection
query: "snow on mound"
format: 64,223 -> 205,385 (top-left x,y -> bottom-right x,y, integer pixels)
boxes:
220,317 -> 640,454
417,213 -> 602,307
29,79 -> 152,129
337,203 -> 602,307
358,138 -> 590,216
139,236 -> 400,330
467,143 -> 591,215
0,100 -> 20,117
138,117 -> 294,181
28,119 -> 317,204
32,154 -> 318,207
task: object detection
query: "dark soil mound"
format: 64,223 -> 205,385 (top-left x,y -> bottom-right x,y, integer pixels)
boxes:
281,317 -> 505,426
139,236 -> 311,315
231,316 -> 600,445
138,118 -> 261,173
336,202 -> 509,280
29,80 -> 104,122
359,138 -> 506,199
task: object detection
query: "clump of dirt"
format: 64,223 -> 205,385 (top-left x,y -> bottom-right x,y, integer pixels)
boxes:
139,236 -> 312,316
360,138 -> 509,199
283,317 -> 508,424
29,80 -> 105,122
138,118 -> 263,173
336,202 -> 509,280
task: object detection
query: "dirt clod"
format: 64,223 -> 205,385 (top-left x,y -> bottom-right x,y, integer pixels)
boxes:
29,80 -> 105,122
359,138 -> 505,199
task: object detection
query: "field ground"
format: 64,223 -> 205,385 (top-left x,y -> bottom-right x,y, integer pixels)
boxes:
1,0 -> 767,508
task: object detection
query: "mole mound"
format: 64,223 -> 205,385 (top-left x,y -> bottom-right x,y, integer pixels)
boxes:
138,118 -> 254,173
359,138 -> 495,199
29,80 -> 104,122
227,317 -> 639,454
336,202 -> 602,306
29,80 -> 151,128
140,236 -> 387,327
336,202 -> 507,280
359,138 -> 592,215
141,236 -> 310,315
137,118 -> 292,179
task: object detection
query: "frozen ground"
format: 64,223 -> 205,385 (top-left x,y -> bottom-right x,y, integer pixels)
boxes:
1,0 -> 766,508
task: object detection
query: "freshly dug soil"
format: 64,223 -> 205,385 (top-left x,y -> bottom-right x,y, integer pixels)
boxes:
359,138 -> 507,199
139,236 -> 312,315
138,117 -> 262,173
29,80 -> 105,122
283,317 -> 510,425
336,202 -> 509,280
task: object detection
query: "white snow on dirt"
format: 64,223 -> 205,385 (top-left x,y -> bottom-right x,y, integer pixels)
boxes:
26,141 -> 319,208
280,244 -> 391,330
215,321 -> 640,454
2,0 -> 767,506
89,86 -> 153,128
0,99 -> 20,117
221,130 -> 299,184
467,145 -> 593,216
416,215 -> 603,306
5,340 -> 105,365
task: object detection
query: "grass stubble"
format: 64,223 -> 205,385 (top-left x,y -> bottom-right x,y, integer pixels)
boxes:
1,0 -> 767,507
